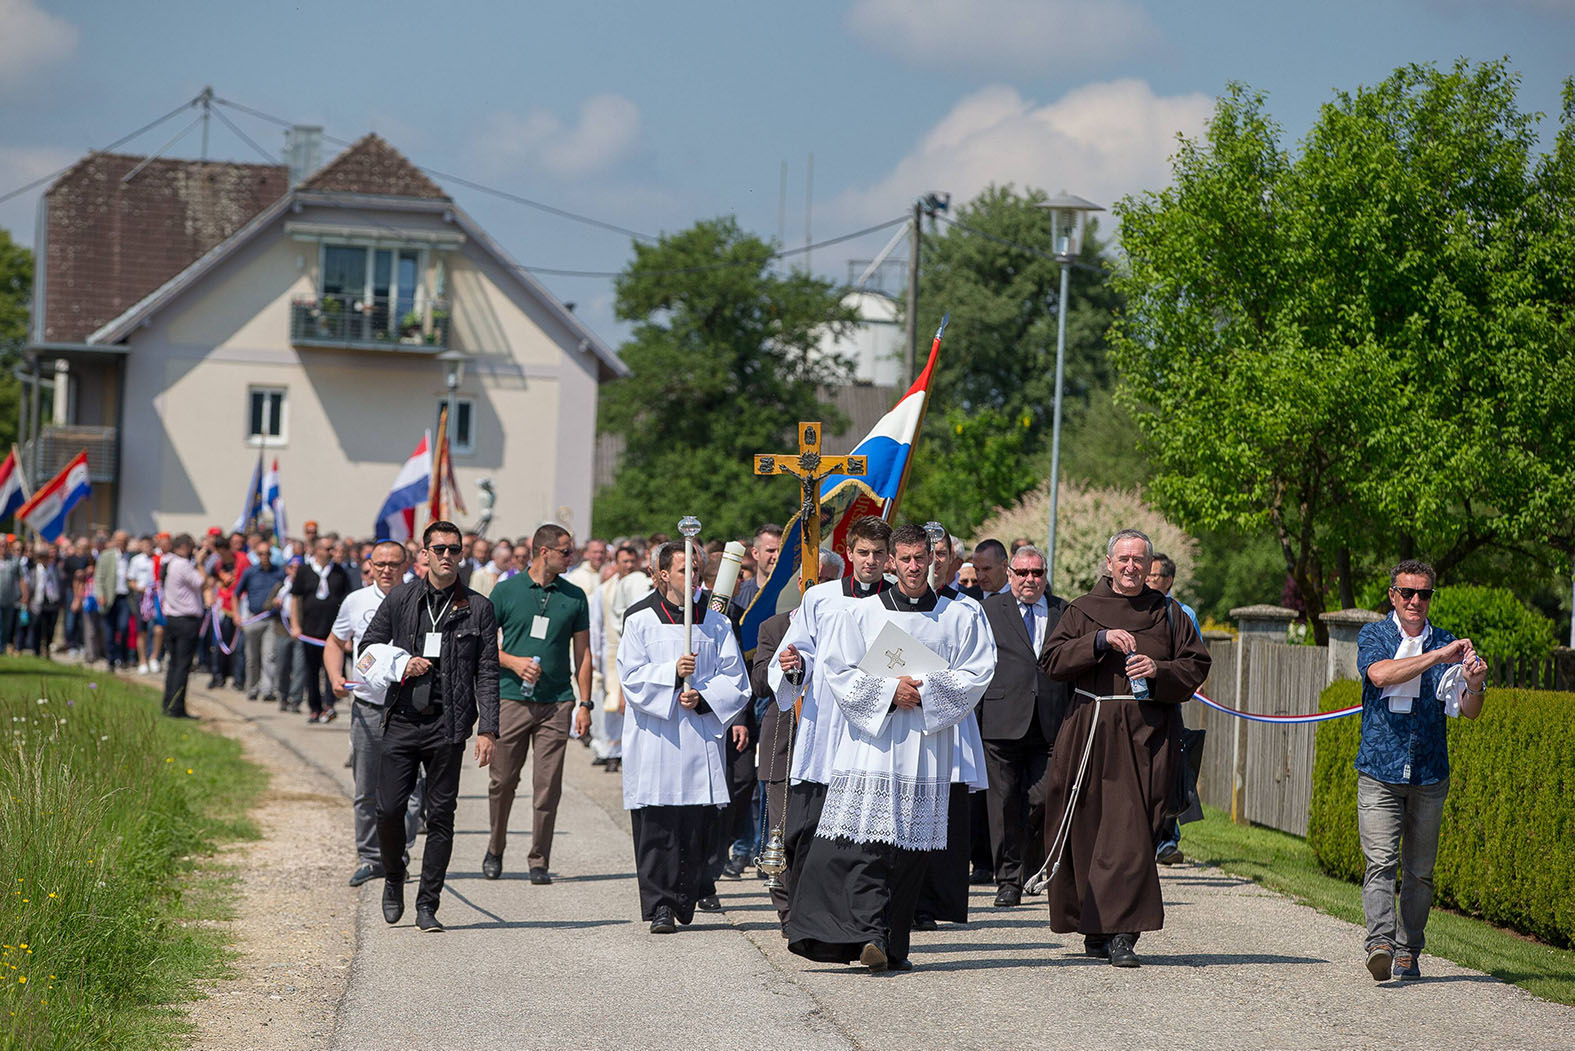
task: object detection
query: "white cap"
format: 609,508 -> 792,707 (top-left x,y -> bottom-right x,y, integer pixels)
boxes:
351,643 -> 413,705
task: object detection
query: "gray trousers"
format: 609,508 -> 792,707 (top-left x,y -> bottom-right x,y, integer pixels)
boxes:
242,619 -> 278,697
1357,772 -> 1448,953
352,700 -> 423,866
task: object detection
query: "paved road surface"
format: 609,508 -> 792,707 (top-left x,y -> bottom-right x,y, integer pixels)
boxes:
197,688 -> 1574,1051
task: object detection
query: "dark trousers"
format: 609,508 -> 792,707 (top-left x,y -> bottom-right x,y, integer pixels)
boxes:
631,804 -> 716,924
208,614 -> 236,682
161,615 -> 201,715
983,728 -> 1052,890
29,607 -> 59,655
303,646 -> 327,714
103,595 -> 132,666
378,709 -> 464,914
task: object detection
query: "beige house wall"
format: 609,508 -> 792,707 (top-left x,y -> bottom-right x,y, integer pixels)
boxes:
115,204 -> 605,540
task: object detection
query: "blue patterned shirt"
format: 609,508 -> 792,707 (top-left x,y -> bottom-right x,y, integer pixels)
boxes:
1354,615 -> 1457,785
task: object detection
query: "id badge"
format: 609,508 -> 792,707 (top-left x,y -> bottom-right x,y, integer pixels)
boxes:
530,615 -> 550,640
423,632 -> 442,658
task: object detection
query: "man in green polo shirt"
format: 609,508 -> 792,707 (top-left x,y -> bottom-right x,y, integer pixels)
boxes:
483,523 -> 593,884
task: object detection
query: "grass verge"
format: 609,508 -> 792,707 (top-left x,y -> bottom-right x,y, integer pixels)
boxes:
1182,804 -> 1575,1005
0,657 -> 267,1050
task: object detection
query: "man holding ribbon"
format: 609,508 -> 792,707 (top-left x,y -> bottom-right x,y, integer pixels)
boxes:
1354,558 -> 1487,982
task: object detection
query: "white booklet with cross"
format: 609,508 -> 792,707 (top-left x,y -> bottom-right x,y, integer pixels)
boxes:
857,620 -> 949,679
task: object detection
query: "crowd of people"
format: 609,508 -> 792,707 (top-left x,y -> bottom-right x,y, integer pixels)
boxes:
1,513 -> 1486,979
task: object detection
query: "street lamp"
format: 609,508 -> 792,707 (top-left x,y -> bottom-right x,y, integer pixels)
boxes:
436,347 -> 468,462
1039,192 -> 1103,595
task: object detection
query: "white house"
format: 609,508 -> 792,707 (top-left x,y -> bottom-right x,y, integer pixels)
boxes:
24,132 -> 626,539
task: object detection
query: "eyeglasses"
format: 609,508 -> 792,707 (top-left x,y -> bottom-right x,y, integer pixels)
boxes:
547,546 -> 574,558
428,544 -> 463,556
1390,586 -> 1434,602
370,560 -> 405,570
1011,567 -> 1046,578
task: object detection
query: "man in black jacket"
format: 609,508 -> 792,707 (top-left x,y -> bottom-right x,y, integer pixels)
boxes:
978,544 -> 1068,907
361,520 -> 500,933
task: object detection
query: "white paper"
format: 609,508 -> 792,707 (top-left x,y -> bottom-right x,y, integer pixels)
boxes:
857,620 -> 949,679
422,631 -> 442,658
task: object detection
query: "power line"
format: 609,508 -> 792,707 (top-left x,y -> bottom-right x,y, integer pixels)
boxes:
208,104 -> 277,166
211,96 -> 655,242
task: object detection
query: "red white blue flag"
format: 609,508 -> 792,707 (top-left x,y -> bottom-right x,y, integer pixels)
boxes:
18,450 -> 91,542
0,447 -> 26,523
375,432 -> 431,542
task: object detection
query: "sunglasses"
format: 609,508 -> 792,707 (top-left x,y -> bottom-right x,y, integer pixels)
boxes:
547,546 -> 574,557
1011,567 -> 1046,578
428,544 -> 463,556
1390,586 -> 1434,602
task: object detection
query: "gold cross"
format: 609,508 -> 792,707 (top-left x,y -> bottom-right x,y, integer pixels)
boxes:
754,421 -> 866,596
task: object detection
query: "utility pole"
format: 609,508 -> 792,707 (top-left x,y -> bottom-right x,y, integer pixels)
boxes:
199,85 -> 213,161
904,199 -> 922,388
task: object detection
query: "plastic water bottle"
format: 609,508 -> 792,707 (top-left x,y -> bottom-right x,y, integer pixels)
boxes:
519,655 -> 541,698
1130,675 -> 1150,700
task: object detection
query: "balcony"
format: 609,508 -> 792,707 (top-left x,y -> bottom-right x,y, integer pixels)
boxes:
290,294 -> 450,352
22,426 -> 119,484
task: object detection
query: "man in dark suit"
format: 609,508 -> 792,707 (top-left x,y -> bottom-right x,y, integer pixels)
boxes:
978,543 -> 1068,907
752,609 -> 795,926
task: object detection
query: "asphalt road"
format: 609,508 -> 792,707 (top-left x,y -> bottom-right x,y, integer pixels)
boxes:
209,689 -> 1574,1051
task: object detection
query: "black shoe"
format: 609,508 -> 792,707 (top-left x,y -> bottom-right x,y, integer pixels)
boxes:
650,906 -> 677,934
206,676 -> 222,688
696,894 -> 722,912
1108,933 -> 1140,968
263,693 -> 277,703
993,884 -> 1021,908
591,755 -> 608,766
720,858 -> 746,880
482,851 -> 502,880
970,864 -> 994,885
910,913 -> 938,932
604,758 -> 621,773
1084,935 -> 1109,959
1156,844 -> 1185,866
888,956 -> 914,972
382,878 -> 405,925
529,867 -> 552,885
859,941 -> 889,972
415,908 -> 444,933
348,862 -> 385,887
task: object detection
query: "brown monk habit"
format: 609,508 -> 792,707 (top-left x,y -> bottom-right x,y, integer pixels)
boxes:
1037,577 -> 1211,936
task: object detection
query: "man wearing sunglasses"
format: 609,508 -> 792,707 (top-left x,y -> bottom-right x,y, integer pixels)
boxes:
360,521 -> 500,933
977,545 -> 1069,908
1354,559 -> 1487,982
483,523 -> 593,885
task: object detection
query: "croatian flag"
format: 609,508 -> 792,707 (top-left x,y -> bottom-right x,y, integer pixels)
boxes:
18,450 -> 91,542
0,449 -> 25,522
375,432 -> 431,542
263,458 -> 286,539
233,454 -> 264,534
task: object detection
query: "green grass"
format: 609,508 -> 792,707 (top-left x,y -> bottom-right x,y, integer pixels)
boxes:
0,657 -> 267,1050
1183,804 -> 1575,1005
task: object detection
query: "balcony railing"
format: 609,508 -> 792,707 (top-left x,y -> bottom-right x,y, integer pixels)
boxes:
21,425 -> 119,485
290,294 -> 450,351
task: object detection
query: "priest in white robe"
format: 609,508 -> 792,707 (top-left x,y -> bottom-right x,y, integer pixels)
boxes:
618,542 -> 750,934
767,516 -> 894,927
786,524 -> 997,973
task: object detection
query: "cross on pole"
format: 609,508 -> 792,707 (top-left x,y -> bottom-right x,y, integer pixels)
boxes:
754,421 -> 866,596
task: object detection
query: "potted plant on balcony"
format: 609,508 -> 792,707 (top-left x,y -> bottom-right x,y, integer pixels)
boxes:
426,307 -> 449,346
400,310 -> 424,344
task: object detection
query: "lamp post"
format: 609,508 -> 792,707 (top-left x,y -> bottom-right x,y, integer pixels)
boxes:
436,349 -> 468,498
1039,193 -> 1103,596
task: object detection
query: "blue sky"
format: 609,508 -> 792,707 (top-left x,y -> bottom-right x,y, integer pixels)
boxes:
1,0 -> 1570,345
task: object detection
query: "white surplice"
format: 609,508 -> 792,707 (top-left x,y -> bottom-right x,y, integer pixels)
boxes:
766,577 -> 888,786
815,589 -> 997,851
617,592 -> 750,810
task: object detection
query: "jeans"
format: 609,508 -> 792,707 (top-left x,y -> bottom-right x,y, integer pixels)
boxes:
63,608 -> 83,650
242,619 -> 278,697
105,595 -> 132,666
1357,772 -> 1449,953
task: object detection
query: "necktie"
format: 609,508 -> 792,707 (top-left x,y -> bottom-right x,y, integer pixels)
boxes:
1022,604 -> 1035,650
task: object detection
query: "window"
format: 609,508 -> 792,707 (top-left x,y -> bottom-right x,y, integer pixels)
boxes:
435,398 -> 474,455
248,387 -> 286,444
318,243 -> 426,342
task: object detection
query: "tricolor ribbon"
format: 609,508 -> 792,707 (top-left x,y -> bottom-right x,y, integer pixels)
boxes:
205,606 -> 327,652
1192,691 -> 1362,724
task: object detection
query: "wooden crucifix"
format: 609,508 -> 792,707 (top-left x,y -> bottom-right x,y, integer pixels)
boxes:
754,421 -> 866,596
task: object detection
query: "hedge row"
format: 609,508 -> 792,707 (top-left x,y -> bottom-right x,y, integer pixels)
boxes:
1308,680 -> 1575,947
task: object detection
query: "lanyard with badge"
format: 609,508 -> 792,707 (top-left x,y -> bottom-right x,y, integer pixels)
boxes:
530,586 -> 551,641
423,590 -> 454,658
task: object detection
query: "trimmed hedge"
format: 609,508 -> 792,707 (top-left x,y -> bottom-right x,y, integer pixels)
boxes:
1308,679 -> 1575,947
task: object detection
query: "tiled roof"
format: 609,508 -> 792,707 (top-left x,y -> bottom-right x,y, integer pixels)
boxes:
41,154 -> 289,343
300,134 -> 448,200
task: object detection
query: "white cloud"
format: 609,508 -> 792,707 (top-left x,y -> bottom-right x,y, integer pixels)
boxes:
846,0 -> 1157,74
475,93 -> 641,179
832,80 -> 1213,226
0,0 -> 78,89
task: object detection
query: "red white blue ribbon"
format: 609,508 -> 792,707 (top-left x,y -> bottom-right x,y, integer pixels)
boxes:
1192,690 -> 1362,724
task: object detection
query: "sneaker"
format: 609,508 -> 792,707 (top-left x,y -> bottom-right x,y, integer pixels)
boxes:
321,707 -> 338,723
149,659 -> 161,673
306,712 -> 321,724
1393,948 -> 1421,980
1156,843 -> 1184,866
1366,943 -> 1393,982
138,663 -> 150,675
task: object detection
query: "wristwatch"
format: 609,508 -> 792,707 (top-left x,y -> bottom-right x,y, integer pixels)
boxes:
578,699 -> 594,710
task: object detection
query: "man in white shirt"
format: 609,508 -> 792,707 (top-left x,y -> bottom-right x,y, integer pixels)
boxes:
325,540 -> 423,888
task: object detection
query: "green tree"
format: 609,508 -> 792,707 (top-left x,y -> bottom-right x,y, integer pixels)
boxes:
905,184 -> 1124,531
1111,61 -> 1575,642
594,217 -> 857,540
900,407 -> 1038,535
0,230 -> 29,453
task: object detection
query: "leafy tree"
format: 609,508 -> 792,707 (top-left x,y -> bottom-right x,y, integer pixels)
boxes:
905,184 -> 1123,531
594,217 -> 857,540
1111,61 -> 1575,642
900,407 -> 1038,535
0,230 -> 28,453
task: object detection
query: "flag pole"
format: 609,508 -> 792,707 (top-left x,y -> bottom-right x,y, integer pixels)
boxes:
883,313 -> 947,524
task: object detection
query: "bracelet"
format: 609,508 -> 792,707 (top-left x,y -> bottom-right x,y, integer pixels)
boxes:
1465,684 -> 1485,696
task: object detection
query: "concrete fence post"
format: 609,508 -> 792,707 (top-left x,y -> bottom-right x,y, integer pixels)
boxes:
1227,605 -> 1298,824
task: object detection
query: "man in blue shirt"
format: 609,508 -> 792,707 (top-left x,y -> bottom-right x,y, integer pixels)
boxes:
1354,559 -> 1486,982
236,544 -> 287,702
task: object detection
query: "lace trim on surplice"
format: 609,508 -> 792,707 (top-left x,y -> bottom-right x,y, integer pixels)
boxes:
817,770 -> 952,851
